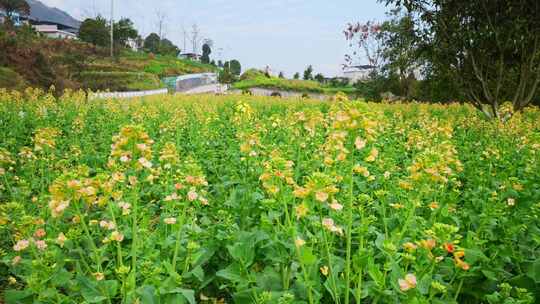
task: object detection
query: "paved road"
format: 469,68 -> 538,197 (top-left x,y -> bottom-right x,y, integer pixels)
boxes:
181,84 -> 228,95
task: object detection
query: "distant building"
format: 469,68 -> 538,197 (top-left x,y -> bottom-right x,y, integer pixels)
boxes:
33,24 -> 77,39
343,65 -> 376,84
179,53 -> 201,61
1,0 -> 80,38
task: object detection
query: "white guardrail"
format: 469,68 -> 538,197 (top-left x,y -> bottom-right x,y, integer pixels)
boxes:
88,88 -> 169,100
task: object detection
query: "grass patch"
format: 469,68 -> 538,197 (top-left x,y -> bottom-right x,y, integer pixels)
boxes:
233,74 -> 355,95
78,71 -> 162,92
89,51 -> 217,78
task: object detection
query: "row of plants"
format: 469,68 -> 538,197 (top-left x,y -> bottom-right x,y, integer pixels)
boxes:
233,72 -> 355,95
78,71 -> 162,92
88,51 -> 217,79
0,90 -> 539,303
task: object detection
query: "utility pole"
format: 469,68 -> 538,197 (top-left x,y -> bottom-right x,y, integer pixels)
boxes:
191,24 -> 200,54
110,0 -> 114,57
182,26 -> 187,54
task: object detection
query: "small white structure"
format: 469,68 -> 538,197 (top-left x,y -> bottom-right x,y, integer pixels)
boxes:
343,65 -> 376,84
33,24 -> 77,39
178,53 -> 201,61
126,38 -> 140,51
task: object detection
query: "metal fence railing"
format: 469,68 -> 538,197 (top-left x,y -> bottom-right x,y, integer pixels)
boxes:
163,73 -> 218,93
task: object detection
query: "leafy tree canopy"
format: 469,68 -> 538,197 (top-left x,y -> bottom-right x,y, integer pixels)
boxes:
79,16 -> 110,47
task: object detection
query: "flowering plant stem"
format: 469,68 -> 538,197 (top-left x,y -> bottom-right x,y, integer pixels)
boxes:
129,186 -> 139,291
344,159 -> 355,304
172,204 -> 188,271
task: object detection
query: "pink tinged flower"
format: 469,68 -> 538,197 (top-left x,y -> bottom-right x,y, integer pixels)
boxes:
164,217 -> 177,225
120,155 -> 130,163
94,272 -> 104,281
355,137 -> 366,150
12,255 -> 21,265
315,191 -> 329,202
295,238 -> 306,247
398,274 -> 417,291
164,193 -> 179,202
35,240 -> 47,251
100,220 -> 116,230
322,218 -> 335,229
330,200 -> 343,211
187,190 -> 198,202
110,231 -> 124,242
138,157 -> 153,169
321,218 -> 343,235
118,202 -> 131,215
49,200 -> 70,218
136,143 -> 148,151
56,232 -> 67,248
13,239 -> 30,252
34,228 -> 46,239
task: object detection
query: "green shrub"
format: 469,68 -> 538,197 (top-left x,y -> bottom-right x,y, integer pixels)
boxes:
240,68 -> 267,81
78,71 -> 162,91
0,67 -> 28,91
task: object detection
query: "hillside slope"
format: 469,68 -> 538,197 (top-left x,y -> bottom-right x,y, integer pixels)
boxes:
0,29 -> 216,92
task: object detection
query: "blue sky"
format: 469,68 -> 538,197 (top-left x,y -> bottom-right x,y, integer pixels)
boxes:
40,0 -> 388,77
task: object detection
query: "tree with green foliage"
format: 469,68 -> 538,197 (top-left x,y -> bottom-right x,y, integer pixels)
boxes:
314,73 -> 325,83
201,43 -> 211,64
278,72 -> 284,78
218,66 -> 236,84
228,60 -> 241,76
144,33 -> 161,54
303,65 -> 313,80
377,9 -> 419,99
382,0 -> 540,118
113,18 -> 138,47
144,33 -> 179,56
0,0 -> 29,25
158,38 -> 179,56
293,72 -> 300,80
79,16 -> 110,47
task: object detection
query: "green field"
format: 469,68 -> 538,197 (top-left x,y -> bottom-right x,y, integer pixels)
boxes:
233,71 -> 355,95
1,91 -> 539,303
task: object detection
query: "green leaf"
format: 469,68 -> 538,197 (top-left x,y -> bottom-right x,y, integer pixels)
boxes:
163,294 -> 187,304
526,258 -> 540,283
51,269 -> 72,286
227,241 -> 255,266
187,265 -> 205,282
77,276 -> 107,303
4,289 -> 34,304
101,280 -> 119,299
137,285 -> 158,304
168,288 -> 196,304
217,263 -> 245,283
417,275 -> 432,295
367,258 -> 384,287
299,247 -> 317,265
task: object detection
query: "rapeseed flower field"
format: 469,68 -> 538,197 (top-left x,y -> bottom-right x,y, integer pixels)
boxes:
1,89 -> 539,303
